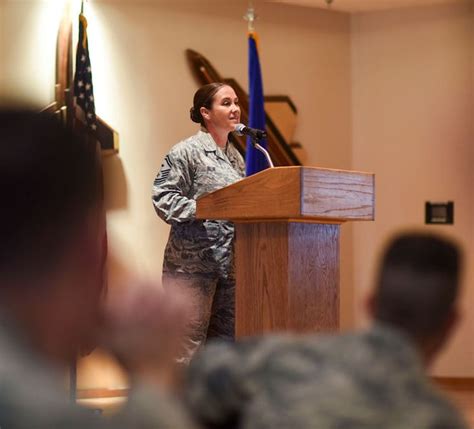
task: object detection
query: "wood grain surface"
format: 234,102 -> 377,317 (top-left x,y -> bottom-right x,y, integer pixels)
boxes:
235,222 -> 340,337
288,223 -> 339,332
302,168 -> 374,220
197,166 -> 375,222
235,222 -> 290,336
197,167 -> 301,220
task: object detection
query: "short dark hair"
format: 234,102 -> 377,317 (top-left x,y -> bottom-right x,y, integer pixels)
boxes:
0,109 -> 100,283
190,82 -> 228,126
373,233 -> 461,340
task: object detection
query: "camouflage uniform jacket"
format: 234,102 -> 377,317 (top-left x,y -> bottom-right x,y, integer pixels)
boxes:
0,312 -> 197,429
185,325 -> 468,429
152,129 -> 245,279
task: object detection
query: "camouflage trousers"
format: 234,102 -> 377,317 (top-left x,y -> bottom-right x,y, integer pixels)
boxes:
162,271 -> 235,364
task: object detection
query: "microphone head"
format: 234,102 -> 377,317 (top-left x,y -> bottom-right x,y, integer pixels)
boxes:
234,123 -> 246,136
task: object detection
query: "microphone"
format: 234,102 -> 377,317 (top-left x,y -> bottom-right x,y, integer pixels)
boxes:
234,123 -> 274,169
234,123 -> 267,141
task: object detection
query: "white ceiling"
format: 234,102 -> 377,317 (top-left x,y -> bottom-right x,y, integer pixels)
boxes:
271,0 -> 465,13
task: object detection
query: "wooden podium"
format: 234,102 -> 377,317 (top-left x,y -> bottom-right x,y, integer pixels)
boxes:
197,166 -> 375,337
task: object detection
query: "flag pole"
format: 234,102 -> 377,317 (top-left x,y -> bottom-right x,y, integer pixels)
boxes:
243,1 -> 269,175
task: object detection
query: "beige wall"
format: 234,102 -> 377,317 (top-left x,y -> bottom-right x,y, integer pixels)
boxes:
0,0 -> 64,104
1,0 -> 473,384
0,4 -> 3,90
351,1 -> 474,376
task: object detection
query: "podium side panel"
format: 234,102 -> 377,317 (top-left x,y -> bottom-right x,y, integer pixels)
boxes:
302,168 -> 375,221
288,223 -> 340,332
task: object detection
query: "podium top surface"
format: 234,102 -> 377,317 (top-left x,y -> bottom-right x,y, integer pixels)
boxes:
197,166 -> 375,223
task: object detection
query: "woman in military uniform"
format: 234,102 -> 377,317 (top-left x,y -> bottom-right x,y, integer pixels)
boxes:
152,83 -> 245,363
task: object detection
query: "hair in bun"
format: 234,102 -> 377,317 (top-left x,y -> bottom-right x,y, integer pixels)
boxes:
190,107 -> 202,124
190,83 -> 227,127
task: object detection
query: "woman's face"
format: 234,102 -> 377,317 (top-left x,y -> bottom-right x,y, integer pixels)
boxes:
201,86 -> 240,133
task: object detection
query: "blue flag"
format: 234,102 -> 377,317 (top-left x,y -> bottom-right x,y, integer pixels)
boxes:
246,33 -> 268,176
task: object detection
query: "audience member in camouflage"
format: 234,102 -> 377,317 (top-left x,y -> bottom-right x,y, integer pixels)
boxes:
0,110 -> 196,429
0,307 -> 196,429
184,233 -> 468,429
152,83 -> 245,363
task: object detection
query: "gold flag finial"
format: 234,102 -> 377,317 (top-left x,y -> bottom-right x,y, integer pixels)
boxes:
244,1 -> 257,33
79,14 -> 88,49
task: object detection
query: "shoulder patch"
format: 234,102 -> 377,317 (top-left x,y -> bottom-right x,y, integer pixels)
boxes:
154,155 -> 173,186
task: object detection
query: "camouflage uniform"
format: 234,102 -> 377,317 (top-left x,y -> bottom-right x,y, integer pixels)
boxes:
0,312 -> 196,429
184,325 -> 468,429
152,129 -> 245,362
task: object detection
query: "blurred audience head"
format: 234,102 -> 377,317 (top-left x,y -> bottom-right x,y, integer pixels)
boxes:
370,232 -> 462,365
0,108 -> 104,363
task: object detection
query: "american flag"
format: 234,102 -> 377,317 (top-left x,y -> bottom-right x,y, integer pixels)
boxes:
74,13 -> 97,131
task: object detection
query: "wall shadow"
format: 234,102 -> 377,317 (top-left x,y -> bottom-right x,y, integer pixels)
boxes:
103,155 -> 128,211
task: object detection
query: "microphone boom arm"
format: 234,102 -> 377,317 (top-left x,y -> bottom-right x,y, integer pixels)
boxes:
250,136 -> 274,169
254,142 -> 274,168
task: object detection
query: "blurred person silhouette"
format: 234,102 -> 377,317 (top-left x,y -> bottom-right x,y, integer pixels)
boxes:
184,232 -> 468,429
0,109 -> 196,429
